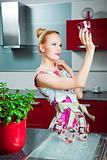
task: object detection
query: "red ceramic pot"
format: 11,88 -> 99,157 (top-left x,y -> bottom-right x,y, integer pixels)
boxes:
0,119 -> 26,155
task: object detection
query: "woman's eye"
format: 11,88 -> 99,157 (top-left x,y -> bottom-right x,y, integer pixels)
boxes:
52,43 -> 56,46
60,44 -> 62,48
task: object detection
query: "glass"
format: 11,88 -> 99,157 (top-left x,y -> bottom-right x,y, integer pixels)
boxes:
25,132 -> 101,160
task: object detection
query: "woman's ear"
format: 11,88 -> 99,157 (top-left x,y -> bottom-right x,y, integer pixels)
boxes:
39,44 -> 45,53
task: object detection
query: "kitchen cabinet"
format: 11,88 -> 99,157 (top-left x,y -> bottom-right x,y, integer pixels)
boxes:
27,98 -> 107,133
66,18 -> 107,50
79,100 -> 107,133
27,99 -> 56,129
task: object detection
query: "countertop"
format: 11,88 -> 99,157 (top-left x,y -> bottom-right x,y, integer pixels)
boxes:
8,89 -> 107,101
81,90 -> 107,101
25,132 -> 101,160
0,128 -> 106,160
0,128 -> 51,160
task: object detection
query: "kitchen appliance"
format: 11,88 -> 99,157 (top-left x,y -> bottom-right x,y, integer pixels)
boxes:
1,2 -> 27,48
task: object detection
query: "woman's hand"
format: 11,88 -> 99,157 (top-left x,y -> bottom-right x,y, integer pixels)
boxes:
54,59 -> 70,71
54,59 -> 75,78
79,30 -> 95,51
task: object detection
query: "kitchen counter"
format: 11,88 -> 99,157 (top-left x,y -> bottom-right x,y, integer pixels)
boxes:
0,128 -> 106,160
9,89 -> 107,101
82,91 -> 107,101
0,128 -> 51,160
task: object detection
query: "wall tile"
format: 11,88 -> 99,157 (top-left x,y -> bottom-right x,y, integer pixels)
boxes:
0,8 -> 2,25
27,23 -> 66,50
0,48 -> 40,71
61,50 -> 72,67
27,3 -> 71,23
72,50 -> 107,71
0,24 -> 3,45
74,71 -> 107,91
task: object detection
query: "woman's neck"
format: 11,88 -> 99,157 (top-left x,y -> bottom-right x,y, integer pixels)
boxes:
39,64 -> 57,72
39,57 -> 57,71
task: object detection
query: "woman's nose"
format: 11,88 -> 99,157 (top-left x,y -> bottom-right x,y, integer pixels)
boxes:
57,46 -> 61,52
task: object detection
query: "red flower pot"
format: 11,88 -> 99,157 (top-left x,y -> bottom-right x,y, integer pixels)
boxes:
0,119 -> 26,155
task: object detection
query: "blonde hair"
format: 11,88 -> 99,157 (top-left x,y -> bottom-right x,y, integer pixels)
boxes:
36,28 -> 60,54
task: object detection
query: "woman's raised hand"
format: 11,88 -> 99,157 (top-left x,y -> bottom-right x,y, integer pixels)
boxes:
79,30 -> 95,51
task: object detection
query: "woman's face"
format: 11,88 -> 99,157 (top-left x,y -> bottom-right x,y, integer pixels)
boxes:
41,33 -> 62,61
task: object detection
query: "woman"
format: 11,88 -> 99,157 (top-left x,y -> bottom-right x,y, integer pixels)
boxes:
34,28 -> 95,143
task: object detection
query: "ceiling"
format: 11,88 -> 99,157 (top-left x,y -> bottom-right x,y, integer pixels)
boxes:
0,0 -> 71,5
0,0 -> 92,5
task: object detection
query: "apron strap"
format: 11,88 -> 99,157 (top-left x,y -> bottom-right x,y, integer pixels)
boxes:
78,103 -> 95,121
58,102 -> 95,128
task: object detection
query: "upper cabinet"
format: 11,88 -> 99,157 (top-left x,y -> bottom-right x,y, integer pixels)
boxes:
66,18 -> 107,50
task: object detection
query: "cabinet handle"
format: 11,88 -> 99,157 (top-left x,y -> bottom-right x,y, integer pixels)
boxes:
31,102 -> 40,105
78,45 -> 86,48
78,45 -> 98,49
82,104 -> 91,107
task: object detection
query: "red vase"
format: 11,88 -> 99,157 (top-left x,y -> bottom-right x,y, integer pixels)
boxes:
0,119 -> 26,155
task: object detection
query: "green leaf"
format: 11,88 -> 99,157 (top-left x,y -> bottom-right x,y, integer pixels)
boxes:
11,104 -> 16,109
6,116 -> 11,123
15,89 -> 20,94
24,98 -> 28,102
16,119 -> 20,123
0,107 -> 2,111
10,110 -> 14,116
2,111 -> 7,117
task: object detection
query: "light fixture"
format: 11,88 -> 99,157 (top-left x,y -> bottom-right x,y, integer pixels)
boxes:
82,8 -> 94,19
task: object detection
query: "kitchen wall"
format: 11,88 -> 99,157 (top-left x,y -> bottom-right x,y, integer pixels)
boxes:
72,0 -> 107,91
0,2 -> 71,89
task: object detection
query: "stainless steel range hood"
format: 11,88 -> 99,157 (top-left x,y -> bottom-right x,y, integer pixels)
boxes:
1,2 -> 27,48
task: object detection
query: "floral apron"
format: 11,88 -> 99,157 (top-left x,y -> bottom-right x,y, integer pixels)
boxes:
49,97 -> 95,143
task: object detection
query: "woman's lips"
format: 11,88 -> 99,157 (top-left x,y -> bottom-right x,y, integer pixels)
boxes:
55,53 -> 60,56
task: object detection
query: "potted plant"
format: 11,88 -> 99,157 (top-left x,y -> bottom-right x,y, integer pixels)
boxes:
0,82 -> 36,155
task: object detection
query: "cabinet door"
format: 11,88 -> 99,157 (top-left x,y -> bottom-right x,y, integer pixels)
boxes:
66,18 -> 107,50
79,100 -> 107,133
27,99 -> 56,129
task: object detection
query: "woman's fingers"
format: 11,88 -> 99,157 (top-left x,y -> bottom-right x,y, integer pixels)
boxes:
82,30 -> 86,44
85,30 -> 89,44
79,30 -> 82,40
89,33 -> 95,50
79,30 -> 86,45
80,30 -> 91,45
79,29 -> 95,50
89,32 -> 92,43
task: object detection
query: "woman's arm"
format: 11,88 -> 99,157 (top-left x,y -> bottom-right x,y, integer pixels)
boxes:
36,30 -> 95,90
54,60 -> 83,99
67,69 -> 83,99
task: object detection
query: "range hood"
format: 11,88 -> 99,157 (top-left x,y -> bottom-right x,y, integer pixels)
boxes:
1,2 -> 27,48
